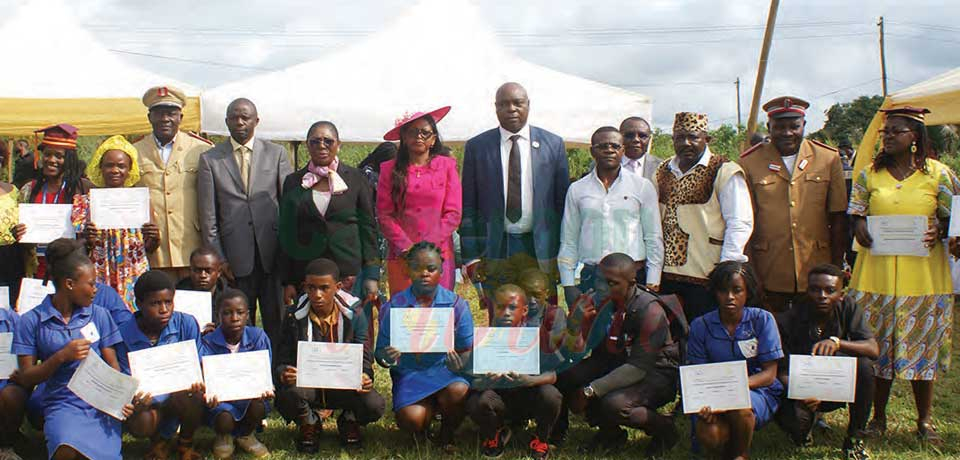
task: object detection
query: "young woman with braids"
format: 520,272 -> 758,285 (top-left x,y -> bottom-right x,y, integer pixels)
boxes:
13,125 -> 93,279
374,242 -> 474,452
376,107 -> 462,296
848,107 -> 960,445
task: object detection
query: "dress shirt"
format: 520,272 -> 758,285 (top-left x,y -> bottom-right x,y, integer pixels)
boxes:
558,168 -> 664,286
230,136 -> 255,192
499,125 -> 534,233
311,189 -> 332,215
667,147 -> 752,263
781,153 -> 797,177
154,135 -> 175,164
622,155 -> 646,176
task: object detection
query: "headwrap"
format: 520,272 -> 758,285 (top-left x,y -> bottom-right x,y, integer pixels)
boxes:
881,106 -> 930,124
301,156 -> 348,194
86,135 -> 142,187
673,112 -> 709,133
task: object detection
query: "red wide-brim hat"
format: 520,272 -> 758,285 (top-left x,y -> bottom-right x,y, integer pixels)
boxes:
383,106 -> 451,141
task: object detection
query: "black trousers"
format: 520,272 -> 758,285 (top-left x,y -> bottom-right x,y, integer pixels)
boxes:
775,356 -> 875,443
234,247 -> 283,347
660,278 -> 714,323
589,370 -> 677,432
466,385 -> 563,439
276,386 -> 386,426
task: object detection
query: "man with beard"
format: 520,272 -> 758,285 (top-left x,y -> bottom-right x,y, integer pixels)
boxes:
619,117 -> 661,181
653,112 -> 753,322
739,97 -> 847,312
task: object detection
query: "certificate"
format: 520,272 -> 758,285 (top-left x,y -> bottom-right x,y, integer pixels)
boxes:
867,215 -> 929,257
16,278 -> 55,314
174,290 -> 213,328
89,187 -> 150,230
18,204 -> 74,244
202,350 -> 273,403
680,361 -> 751,414
390,308 -> 454,353
296,341 -> 363,390
787,354 -> 857,403
0,286 -> 9,309
127,340 -> 203,397
472,327 -> 540,375
949,196 -> 960,237
0,332 -> 16,379
67,353 -> 139,420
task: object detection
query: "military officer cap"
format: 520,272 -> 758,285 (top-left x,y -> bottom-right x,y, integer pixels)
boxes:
142,85 -> 186,110
763,96 -> 809,119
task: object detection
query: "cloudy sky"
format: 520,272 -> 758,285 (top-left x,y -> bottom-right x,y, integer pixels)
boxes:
4,0 -> 958,131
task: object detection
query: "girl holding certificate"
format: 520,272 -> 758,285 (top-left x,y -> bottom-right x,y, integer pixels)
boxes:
849,107 -> 959,444
72,135 -> 159,311
375,242 -> 474,452
0,177 -> 25,307
199,289 -> 273,460
0,303 -> 26,459
115,271 -> 205,460
12,251 -> 130,460
686,262 -> 783,460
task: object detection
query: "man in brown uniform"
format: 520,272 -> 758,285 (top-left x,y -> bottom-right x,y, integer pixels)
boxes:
738,96 -> 847,312
134,85 -> 214,280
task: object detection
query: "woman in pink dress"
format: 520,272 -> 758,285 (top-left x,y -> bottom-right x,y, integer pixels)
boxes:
377,106 -> 462,296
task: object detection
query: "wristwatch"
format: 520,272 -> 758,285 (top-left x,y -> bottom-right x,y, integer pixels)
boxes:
829,336 -> 841,347
583,385 -> 596,398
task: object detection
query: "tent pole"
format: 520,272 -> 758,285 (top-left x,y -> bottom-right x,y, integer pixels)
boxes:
292,141 -> 301,170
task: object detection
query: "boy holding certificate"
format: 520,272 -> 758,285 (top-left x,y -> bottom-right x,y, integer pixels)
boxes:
176,247 -> 228,329
453,284 -> 563,460
199,289 -> 273,460
115,271 -> 206,460
275,258 -> 385,451
774,264 -> 878,459
555,253 -> 681,457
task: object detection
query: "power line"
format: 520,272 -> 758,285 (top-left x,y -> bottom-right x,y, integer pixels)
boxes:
508,32 -> 873,48
887,21 -> 960,33
812,78 -> 881,99
108,49 -> 278,71
616,80 -> 733,88
885,33 -> 960,45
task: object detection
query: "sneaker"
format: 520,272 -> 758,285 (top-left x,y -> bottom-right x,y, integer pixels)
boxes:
528,436 -> 550,460
212,434 -> 234,460
235,434 -> 270,458
297,422 -> 320,454
0,447 -> 22,460
480,427 -> 512,458
842,437 -> 871,460
579,428 -> 628,454
645,421 -> 679,458
338,420 -> 363,446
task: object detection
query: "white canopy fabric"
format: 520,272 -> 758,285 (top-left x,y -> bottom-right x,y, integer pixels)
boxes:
201,0 -> 651,143
853,67 -> 960,175
0,0 -> 200,135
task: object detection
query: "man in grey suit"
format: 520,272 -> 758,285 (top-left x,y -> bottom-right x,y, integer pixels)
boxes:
197,98 -> 293,344
620,116 -> 661,181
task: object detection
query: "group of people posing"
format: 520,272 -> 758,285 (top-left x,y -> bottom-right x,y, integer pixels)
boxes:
0,80 -> 955,460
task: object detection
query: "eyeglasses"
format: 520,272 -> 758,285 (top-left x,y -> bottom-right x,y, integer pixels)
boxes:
308,137 -> 337,148
592,142 -> 623,151
405,128 -> 436,139
623,132 -> 651,141
878,129 -> 913,137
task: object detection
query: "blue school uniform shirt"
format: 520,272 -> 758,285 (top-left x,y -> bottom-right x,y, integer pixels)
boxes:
199,325 -> 272,361
115,311 -> 201,376
95,282 -> 133,326
375,286 -> 474,410
0,308 -> 19,391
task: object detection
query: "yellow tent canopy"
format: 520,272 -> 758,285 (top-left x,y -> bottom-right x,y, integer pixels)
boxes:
853,67 -> 960,175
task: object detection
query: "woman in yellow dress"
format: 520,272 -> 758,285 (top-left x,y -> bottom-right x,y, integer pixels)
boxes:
849,106 -> 959,444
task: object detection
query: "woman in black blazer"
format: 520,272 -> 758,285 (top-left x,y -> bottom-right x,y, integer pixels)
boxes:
278,121 -> 380,305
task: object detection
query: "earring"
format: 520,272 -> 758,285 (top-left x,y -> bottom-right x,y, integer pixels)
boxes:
911,142 -> 918,154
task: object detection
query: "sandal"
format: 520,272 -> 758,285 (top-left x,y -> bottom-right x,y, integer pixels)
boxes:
862,418 -> 886,438
144,438 -> 171,460
176,437 -> 202,460
917,421 -> 943,447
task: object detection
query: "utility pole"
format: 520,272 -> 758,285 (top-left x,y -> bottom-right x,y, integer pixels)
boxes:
746,0 -> 780,139
735,77 -> 742,133
878,16 -> 888,97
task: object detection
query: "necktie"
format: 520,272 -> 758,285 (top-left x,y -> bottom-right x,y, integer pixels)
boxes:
238,146 -> 250,193
506,134 -> 522,223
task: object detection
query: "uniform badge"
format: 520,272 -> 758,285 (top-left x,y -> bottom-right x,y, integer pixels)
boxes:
798,159 -> 808,170
531,141 -> 540,148
768,164 -> 781,172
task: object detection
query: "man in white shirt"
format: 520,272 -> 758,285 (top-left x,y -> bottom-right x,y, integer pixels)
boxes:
558,127 -> 664,303
653,112 -> 753,321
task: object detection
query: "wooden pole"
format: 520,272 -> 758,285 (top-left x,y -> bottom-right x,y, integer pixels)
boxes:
878,16 -> 888,97
746,0 -> 780,139
6,140 -> 12,182
736,77 -> 742,132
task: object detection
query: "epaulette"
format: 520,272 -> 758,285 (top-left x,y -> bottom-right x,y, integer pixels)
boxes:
739,142 -> 764,159
187,131 -> 214,146
809,139 -> 838,152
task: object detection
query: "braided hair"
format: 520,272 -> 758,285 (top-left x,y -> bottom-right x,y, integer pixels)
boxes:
404,241 -> 444,266
707,261 -> 762,308
29,146 -> 86,202
390,115 -> 446,212
872,116 -> 933,175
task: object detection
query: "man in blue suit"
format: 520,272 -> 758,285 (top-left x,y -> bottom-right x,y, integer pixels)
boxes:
460,82 -> 570,311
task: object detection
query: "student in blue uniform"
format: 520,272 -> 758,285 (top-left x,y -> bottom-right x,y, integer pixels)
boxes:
687,261 -> 784,460
13,251 -> 131,460
200,289 -> 273,460
375,241 -> 474,452
0,307 -> 26,460
45,238 -> 132,326
115,270 -> 206,460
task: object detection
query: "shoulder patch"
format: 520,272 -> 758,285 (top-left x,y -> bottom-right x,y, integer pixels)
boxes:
809,139 -> 838,152
187,131 -> 214,146
739,142 -> 763,158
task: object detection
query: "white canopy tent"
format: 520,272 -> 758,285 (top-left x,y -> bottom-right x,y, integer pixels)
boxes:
201,0 -> 651,143
0,0 -> 200,136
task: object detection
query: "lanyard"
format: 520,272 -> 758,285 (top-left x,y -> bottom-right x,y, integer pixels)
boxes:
41,181 -> 66,204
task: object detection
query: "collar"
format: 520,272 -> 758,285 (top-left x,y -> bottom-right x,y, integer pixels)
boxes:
153,134 -> 176,149
669,145 -> 713,175
293,292 -> 356,321
591,165 -> 624,188
702,307 -> 759,341
499,124 -> 531,144
230,136 -> 256,152
120,311 -> 181,347
390,286 -> 458,308
36,295 -> 91,324
206,325 -> 250,350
